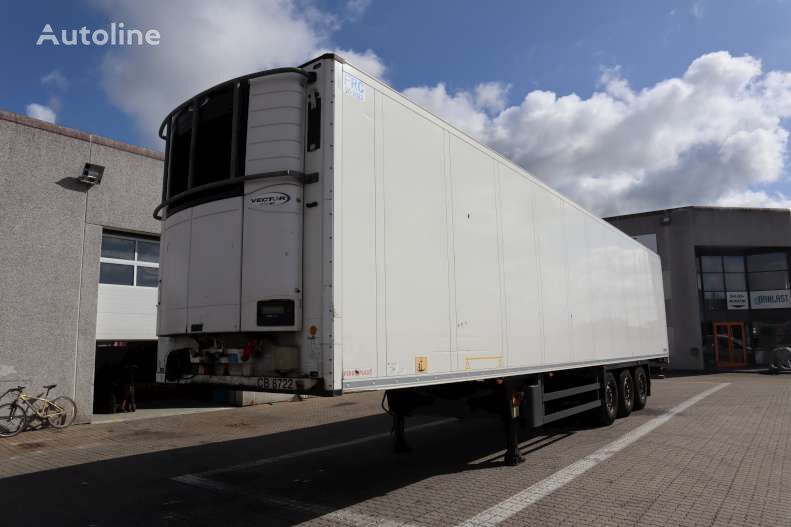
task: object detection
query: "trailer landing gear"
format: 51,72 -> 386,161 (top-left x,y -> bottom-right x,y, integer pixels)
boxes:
392,412 -> 411,453
503,384 -> 525,466
385,391 -> 414,454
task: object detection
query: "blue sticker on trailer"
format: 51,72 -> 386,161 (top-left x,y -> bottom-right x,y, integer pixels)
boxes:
343,72 -> 366,102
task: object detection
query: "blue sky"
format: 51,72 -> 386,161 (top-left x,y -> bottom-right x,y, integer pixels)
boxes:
3,0 -> 791,214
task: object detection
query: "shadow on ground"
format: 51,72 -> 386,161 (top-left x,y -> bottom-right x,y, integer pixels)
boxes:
0,405 -> 604,526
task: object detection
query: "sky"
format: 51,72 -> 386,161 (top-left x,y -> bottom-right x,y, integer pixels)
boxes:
3,0 -> 791,215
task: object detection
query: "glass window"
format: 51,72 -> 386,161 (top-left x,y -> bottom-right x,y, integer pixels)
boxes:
99,233 -> 160,287
748,271 -> 790,292
723,256 -> 745,273
747,253 -> 788,272
101,236 -> 135,260
137,241 -> 160,263
100,263 -> 134,285
704,292 -> 727,311
168,109 -> 193,198
194,86 -> 234,188
702,273 -> 725,291
700,256 -> 723,272
136,266 -> 159,287
725,273 -> 746,291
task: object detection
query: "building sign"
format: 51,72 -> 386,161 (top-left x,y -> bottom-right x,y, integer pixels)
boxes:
727,291 -> 749,310
750,289 -> 791,309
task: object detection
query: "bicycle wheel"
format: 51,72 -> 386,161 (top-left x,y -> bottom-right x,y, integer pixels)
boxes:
47,396 -> 77,429
0,403 -> 28,437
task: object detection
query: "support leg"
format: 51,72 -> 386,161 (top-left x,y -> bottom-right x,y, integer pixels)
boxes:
503,385 -> 525,466
392,411 -> 412,453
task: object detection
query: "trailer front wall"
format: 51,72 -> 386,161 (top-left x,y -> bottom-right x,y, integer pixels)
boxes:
335,61 -> 668,391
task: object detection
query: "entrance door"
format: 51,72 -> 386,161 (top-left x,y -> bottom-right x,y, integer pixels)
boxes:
713,322 -> 747,368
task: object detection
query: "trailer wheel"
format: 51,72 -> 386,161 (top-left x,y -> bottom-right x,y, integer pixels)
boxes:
633,367 -> 648,411
617,370 -> 634,418
598,372 -> 618,426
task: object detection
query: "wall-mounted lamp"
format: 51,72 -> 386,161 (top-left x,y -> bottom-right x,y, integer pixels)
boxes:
78,163 -> 105,186
660,216 -> 671,225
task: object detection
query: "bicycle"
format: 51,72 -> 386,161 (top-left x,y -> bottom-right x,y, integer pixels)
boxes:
0,384 -> 77,437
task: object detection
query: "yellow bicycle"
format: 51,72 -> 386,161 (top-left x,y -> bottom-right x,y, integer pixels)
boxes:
0,384 -> 77,437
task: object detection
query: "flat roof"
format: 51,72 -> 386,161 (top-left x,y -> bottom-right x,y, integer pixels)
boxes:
605,205 -> 791,221
0,109 -> 164,161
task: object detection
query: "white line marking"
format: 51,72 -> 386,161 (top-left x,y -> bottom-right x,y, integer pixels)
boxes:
183,418 -> 456,478
173,419 -> 456,525
456,382 -> 729,527
173,474 -> 417,527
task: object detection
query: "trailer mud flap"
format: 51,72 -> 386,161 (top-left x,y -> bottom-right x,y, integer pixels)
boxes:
165,348 -> 192,381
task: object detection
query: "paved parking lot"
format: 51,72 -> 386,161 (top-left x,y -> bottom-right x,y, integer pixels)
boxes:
2,372 -> 790,526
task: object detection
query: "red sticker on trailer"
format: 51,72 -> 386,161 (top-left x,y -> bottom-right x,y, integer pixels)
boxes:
343,368 -> 372,378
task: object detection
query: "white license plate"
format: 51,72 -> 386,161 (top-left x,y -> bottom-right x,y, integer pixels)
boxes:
256,377 -> 295,391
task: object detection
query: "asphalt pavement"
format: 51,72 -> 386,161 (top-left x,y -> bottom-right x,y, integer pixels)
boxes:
1,372 -> 790,526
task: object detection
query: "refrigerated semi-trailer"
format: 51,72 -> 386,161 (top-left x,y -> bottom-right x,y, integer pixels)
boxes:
155,54 -> 668,464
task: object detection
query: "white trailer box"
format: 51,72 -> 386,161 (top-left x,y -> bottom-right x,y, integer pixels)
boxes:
155,54 -> 668,397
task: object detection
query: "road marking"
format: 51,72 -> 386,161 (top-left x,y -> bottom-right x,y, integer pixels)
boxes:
456,382 -> 729,527
173,419 -> 455,525
183,417 -> 456,478
173,474 -> 418,527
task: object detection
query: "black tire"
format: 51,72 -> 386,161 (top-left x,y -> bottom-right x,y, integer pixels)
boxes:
598,372 -> 618,426
48,396 -> 77,429
617,370 -> 634,418
633,367 -> 648,411
0,402 -> 28,438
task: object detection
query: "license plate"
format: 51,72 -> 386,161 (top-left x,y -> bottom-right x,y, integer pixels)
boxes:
256,377 -> 295,391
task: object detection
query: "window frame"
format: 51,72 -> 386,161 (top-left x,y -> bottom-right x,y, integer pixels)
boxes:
99,233 -> 160,288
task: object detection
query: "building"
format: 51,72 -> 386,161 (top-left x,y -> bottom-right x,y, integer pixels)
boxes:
0,110 -> 164,421
606,206 -> 791,371
0,110 -> 293,422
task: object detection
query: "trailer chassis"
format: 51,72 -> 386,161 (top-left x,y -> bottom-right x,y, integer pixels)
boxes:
384,360 -> 657,466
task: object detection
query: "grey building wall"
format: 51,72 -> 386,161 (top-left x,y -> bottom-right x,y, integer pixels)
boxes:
606,206 -> 791,370
0,111 -> 163,422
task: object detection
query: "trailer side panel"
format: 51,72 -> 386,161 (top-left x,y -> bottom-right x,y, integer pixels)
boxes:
335,60 -> 668,391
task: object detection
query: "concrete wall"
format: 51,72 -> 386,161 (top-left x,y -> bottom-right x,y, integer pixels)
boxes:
0,111 -> 163,421
607,207 -> 791,370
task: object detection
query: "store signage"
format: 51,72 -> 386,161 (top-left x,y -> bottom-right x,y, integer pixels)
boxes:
727,291 -> 749,310
750,289 -> 791,309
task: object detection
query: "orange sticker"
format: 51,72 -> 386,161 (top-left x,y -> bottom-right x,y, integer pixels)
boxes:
415,356 -> 428,373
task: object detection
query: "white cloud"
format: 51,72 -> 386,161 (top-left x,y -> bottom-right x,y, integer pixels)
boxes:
344,0 -> 372,21
716,189 -> 791,208
402,52 -> 791,215
93,0 -> 385,145
25,103 -> 57,123
404,83 -> 493,139
691,0 -> 704,19
331,48 -> 386,78
41,69 -> 68,89
474,82 -> 511,113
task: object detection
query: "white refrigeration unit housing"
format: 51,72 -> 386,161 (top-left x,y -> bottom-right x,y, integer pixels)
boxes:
155,54 -> 668,396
